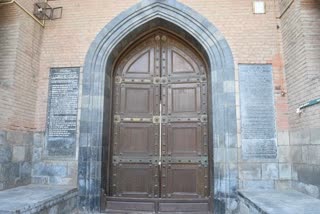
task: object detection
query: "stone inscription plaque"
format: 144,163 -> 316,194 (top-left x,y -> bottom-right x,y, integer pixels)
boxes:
239,64 -> 277,159
46,68 -> 80,157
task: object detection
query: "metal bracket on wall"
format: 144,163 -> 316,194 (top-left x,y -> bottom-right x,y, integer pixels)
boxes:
296,97 -> 320,114
34,1 -> 63,21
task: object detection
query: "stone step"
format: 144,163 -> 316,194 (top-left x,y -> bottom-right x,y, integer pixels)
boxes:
0,184 -> 77,214
239,189 -> 320,214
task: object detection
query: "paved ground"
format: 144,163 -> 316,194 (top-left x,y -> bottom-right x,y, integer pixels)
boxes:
0,184 -> 76,213
239,190 -> 320,214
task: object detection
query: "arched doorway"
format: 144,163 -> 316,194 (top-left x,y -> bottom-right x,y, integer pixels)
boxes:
106,30 -> 210,212
78,1 -> 236,213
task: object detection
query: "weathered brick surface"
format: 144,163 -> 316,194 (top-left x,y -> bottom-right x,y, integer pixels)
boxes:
29,0 -> 289,193
34,0 -> 288,132
279,0 -> 320,199
280,0 -> 320,130
0,0 -> 43,132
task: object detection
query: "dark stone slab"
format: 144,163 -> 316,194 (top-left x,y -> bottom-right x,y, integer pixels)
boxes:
46,67 -> 80,157
239,190 -> 320,214
239,64 -> 277,159
0,184 -> 77,214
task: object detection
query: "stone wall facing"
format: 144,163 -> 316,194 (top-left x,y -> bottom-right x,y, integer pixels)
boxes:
31,132 -> 78,187
0,130 -> 33,190
279,0 -> 320,199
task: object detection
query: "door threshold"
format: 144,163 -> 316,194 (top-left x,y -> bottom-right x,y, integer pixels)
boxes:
104,197 -> 210,213
105,210 -> 210,214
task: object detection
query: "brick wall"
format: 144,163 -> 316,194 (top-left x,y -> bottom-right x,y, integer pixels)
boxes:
279,0 -> 320,198
0,1 -> 43,131
0,5 -> 19,130
0,0 -> 294,201
30,0 -> 290,195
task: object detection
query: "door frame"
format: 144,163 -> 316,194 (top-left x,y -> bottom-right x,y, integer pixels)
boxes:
105,29 -> 211,212
78,1 -> 236,213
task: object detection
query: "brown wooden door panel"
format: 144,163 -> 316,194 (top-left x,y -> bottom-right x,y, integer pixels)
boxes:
166,122 -> 202,157
124,50 -> 155,77
114,122 -> 157,157
162,38 -> 203,77
112,163 -> 158,198
161,164 -> 208,199
165,83 -> 201,117
120,84 -> 156,117
120,42 -> 157,79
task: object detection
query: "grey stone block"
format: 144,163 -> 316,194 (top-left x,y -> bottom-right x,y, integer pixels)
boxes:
310,128 -> 320,144
7,131 -> 23,144
262,163 -> 279,179
12,146 -> 25,162
223,81 -> 235,93
307,145 -> 320,165
290,146 -> 302,163
279,163 -> 291,180
33,132 -> 45,148
290,129 -> 310,145
20,162 -> 31,178
277,131 -> 289,146
240,164 -> 261,179
0,145 -> 12,163
32,147 -> 42,162
278,146 -> 290,162
23,132 -> 33,145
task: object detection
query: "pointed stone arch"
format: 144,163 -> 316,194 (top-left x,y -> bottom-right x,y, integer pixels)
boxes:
78,0 -> 236,212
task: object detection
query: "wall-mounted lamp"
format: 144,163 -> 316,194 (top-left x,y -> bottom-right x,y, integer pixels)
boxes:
253,1 -> 266,14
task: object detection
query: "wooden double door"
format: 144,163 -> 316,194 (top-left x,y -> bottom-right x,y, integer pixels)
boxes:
108,31 -> 209,213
